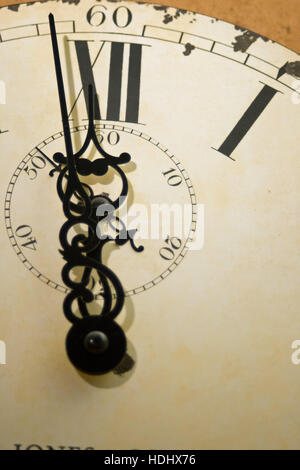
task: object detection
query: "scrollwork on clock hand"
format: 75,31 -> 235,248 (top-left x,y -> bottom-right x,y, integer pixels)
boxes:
55,85 -> 143,325
49,12 -> 138,373
54,85 -> 131,212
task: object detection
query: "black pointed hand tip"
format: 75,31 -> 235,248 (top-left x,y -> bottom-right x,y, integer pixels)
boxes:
49,13 -> 55,32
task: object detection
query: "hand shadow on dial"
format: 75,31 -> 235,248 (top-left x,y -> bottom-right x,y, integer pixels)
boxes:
63,35 -> 137,179
70,175 -> 137,270
64,36 -> 78,126
63,37 -> 139,388
74,295 -> 137,388
67,234 -> 137,389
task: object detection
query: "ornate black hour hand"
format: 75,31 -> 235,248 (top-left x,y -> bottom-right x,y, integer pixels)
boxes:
49,13 -> 141,375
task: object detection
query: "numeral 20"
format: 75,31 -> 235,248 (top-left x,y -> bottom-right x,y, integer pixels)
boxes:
160,236 -> 182,260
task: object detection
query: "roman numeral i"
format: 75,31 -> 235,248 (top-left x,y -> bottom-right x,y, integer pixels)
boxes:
215,83 -> 281,160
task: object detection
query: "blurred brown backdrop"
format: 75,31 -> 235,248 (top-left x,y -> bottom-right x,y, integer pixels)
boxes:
0,0 -> 299,52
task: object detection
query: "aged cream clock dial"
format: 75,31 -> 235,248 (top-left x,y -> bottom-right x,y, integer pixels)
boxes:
0,0 -> 300,450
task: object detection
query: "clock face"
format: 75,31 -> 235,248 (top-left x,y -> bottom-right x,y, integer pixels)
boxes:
0,0 -> 300,450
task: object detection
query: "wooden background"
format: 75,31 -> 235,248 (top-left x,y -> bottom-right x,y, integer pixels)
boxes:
0,0 -> 299,52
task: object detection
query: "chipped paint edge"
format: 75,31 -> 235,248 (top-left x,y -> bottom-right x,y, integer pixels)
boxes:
0,0 -> 299,69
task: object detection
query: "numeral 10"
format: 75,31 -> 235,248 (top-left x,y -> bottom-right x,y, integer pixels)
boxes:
162,168 -> 183,187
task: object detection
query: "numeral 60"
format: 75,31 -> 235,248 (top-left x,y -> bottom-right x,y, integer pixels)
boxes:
87,5 -> 133,28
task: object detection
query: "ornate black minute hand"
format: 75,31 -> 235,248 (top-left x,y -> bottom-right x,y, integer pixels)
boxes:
49,13 -> 141,375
